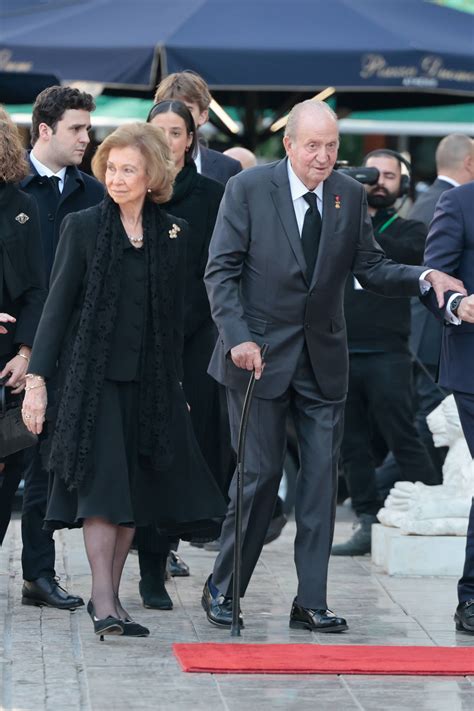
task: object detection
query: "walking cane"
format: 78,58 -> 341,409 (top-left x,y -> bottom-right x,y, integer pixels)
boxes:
231,343 -> 269,637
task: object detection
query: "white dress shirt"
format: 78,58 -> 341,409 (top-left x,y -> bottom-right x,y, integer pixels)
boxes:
437,175 -> 460,188
287,160 -> 323,236
30,152 -> 66,193
194,145 -> 202,174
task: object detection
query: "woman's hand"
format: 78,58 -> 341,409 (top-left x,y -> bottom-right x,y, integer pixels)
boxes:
22,378 -> 47,435
0,347 -> 31,394
0,313 -> 16,334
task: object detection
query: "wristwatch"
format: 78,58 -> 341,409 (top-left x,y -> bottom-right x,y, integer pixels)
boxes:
450,294 -> 465,316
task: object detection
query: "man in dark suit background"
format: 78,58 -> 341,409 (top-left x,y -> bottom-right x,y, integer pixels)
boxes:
408,134 -> 474,227
332,150 -> 435,557
379,134 -> 474,490
422,181 -> 474,634
154,70 -> 241,185
18,86 -> 104,610
202,99 -> 462,632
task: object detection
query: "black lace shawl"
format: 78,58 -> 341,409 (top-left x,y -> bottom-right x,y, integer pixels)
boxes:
48,196 -> 177,490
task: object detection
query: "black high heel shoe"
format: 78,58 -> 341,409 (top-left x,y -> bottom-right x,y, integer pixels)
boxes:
122,618 -> 150,637
112,595 -> 150,637
87,600 -> 124,641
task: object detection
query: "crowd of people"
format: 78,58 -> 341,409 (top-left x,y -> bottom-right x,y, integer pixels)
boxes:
0,72 -> 473,640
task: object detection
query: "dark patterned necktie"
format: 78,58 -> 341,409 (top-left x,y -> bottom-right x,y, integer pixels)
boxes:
301,191 -> 322,281
48,175 -> 61,198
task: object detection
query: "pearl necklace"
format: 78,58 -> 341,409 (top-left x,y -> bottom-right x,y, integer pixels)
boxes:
128,234 -> 144,245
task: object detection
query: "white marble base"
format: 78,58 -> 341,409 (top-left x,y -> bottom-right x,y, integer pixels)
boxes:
372,524 -> 466,576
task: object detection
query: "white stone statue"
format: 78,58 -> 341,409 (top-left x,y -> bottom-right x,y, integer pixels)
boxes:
377,394 -> 474,535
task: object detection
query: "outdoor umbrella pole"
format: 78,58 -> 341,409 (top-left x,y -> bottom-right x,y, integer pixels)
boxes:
231,343 -> 269,637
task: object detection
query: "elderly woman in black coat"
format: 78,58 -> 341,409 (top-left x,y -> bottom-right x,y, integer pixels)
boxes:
0,107 -> 46,545
22,123 -> 225,640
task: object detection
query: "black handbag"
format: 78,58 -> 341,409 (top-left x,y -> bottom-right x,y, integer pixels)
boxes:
0,376 -> 38,458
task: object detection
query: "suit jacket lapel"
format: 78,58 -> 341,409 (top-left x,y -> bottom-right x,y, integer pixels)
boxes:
270,159 -> 308,283
311,171 -> 340,287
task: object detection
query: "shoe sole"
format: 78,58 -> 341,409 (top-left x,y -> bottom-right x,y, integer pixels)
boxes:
201,597 -> 244,628
95,624 -> 123,637
168,570 -> 190,577
289,620 -> 348,633
21,597 -> 84,611
140,599 -> 173,610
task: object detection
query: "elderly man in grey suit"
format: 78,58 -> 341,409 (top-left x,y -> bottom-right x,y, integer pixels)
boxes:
202,100 -> 464,632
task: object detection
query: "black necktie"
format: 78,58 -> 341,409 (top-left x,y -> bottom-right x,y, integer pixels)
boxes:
48,175 -> 61,198
301,192 -> 321,281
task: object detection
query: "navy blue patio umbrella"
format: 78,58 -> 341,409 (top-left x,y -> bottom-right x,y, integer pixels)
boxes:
1,0 -> 473,96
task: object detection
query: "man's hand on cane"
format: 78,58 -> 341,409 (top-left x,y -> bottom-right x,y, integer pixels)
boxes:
230,342 -> 264,380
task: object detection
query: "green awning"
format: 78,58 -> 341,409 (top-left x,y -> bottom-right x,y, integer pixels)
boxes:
3,96 -> 154,127
339,102 -> 474,136
4,97 -> 474,136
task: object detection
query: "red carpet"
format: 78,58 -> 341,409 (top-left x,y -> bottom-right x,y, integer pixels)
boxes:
173,643 -> 474,675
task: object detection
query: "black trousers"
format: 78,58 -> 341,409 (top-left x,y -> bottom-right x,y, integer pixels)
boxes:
21,441 -> 56,581
342,352 -> 436,517
0,448 -> 26,545
453,391 -> 474,604
375,361 -> 447,499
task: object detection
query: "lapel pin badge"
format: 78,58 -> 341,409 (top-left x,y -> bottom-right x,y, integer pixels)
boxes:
15,212 -> 30,224
334,195 -> 341,209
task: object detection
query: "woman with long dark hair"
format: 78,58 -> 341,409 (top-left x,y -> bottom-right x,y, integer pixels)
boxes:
132,101 -> 228,609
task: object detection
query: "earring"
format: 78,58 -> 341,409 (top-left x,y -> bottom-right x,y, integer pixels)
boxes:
147,188 -> 152,193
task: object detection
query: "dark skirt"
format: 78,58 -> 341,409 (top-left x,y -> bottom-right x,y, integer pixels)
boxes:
183,318 -> 233,496
44,379 -> 226,539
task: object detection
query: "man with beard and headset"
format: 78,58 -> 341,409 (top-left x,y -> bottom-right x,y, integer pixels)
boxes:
332,149 -> 437,556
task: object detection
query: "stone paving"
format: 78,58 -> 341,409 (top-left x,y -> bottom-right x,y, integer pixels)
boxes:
1,507 -> 473,711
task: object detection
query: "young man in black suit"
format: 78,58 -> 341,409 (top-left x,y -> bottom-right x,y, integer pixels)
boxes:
18,86 -> 104,610
154,71 -> 241,185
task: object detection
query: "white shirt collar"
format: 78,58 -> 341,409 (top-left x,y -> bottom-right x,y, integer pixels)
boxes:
30,152 -> 67,190
287,159 -> 324,205
437,175 -> 460,188
194,145 -> 202,174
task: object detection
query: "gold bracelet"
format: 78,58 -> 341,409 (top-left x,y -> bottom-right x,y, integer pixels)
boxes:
25,373 -> 44,380
18,352 -> 30,362
25,383 -> 46,391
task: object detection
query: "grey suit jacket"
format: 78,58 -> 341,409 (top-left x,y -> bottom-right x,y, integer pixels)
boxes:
205,159 -> 424,401
408,178 -> 453,228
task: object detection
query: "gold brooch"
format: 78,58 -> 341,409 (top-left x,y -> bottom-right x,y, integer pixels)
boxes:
15,213 -> 29,224
168,223 -> 181,239
334,195 -> 341,209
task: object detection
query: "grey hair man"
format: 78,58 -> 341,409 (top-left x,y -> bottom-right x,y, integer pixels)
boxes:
201,99 -> 463,633
409,133 -> 474,227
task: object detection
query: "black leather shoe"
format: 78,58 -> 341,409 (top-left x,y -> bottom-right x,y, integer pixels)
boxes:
167,550 -> 190,577
289,599 -> 348,632
22,577 -> 84,611
201,575 -> 243,628
454,599 -> 474,633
